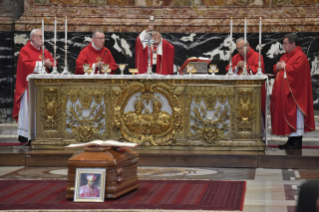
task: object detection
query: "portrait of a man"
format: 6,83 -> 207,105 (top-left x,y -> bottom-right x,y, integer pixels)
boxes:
79,174 -> 101,197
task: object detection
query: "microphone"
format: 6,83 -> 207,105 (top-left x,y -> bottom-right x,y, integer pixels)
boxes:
99,50 -> 108,74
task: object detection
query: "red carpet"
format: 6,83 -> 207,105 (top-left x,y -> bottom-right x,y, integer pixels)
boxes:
0,179 -> 246,211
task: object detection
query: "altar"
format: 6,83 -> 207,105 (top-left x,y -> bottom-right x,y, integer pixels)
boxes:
27,74 -> 267,151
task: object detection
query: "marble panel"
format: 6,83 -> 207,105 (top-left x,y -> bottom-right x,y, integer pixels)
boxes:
0,31 -> 14,123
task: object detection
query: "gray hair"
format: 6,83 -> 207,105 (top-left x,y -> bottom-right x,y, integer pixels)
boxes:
30,29 -> 41,39
92,30 -> 104,38
236,37 -> 249,45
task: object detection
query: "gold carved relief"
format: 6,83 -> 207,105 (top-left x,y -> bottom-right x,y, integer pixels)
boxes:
61,86 -> 110,143
235,90 -> 256,132
186,87 -> 235,144
112,81 -> 182,146
40,88 -> 61,131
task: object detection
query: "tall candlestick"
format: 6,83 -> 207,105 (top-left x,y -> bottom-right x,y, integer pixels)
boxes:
42,19 -> 44,44
230,17 -> 232,42
54,17 -> 57,44
259,17 -> 262,45
65,17 -> 67,43
244,18 -> 247,44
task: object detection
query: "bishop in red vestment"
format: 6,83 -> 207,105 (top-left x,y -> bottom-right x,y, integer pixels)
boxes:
75,30 -> 118,75
271,34 -> 315,149
225,38 -> 266,116
13,29 -> 54,143
135,24 -> 175,75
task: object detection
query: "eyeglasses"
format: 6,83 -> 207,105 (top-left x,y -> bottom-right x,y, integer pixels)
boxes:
34,35 -> 42,39
283,42 -> 292,46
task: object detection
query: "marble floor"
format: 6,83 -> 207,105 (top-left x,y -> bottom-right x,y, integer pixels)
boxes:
1,166 -> 318,212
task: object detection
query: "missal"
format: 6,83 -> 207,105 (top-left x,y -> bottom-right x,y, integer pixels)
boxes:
64,140 -> 138,148
178,57 -> 211,73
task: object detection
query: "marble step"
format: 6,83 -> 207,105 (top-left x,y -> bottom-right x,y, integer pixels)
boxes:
0,123 -> 17,135
0,135 -> 19,142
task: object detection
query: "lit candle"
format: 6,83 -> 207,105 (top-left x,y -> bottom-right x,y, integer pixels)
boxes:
42,19 -> 44,45
230,17 -> 232,43
259,17 -> 262,45
54,17 -> 57,44
244,18 -> 247,44
65,17 -> 67,43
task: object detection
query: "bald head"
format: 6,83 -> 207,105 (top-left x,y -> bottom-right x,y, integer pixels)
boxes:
236,38 -> 250,57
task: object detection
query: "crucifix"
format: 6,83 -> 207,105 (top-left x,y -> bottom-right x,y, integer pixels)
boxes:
142,16 -> 156,75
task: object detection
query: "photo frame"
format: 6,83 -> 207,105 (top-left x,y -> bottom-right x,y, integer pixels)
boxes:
74,168 -> 106,202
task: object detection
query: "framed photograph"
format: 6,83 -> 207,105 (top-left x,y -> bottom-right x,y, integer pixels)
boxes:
74,168 -> 106,202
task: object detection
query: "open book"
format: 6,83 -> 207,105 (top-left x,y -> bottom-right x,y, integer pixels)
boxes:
64,140 -> 138,148
179,57 -> 211,73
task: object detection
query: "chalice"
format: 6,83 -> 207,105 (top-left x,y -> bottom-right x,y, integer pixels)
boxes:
83,64 -> 90,75
118,64 -> 127,75
101,64 -> 110,75
209,64 -> 218,75
187,64 -> 194,76
129,68 -> 138,75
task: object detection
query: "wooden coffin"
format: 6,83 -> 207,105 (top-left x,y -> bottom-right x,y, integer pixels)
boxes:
66,146 -> 139,199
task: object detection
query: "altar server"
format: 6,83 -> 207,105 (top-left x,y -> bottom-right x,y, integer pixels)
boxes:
135,23 -> 175,75
271,34 -> 315,149
75,30 -> 118,75
225,38 -> 266,116
13,29 -> 54,143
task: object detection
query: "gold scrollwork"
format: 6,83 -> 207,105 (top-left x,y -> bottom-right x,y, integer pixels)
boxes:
186,87 -> 235,144
113,81 -> 182,146
40,88 -> 61,131
61,86 -> 110,143
235,90 -> 256,131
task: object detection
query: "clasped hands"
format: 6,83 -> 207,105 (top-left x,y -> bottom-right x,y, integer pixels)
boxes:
44,59 -> 52,69
276,61 -> 286,72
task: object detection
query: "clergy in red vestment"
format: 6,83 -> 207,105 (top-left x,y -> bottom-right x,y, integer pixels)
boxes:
135,23 -> 175,75
75,30 -> 118,75
13,29 -> 54,143
225,38 -> 266,118
271,34 -> 315,149
79,174 -> 100,197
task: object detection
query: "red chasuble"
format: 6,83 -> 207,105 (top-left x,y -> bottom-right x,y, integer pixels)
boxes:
13,41 -> 54,122
135,36 -> 175,75
75,43 -> 118,75
271,46 -> 315,136
225,47 -> 266,114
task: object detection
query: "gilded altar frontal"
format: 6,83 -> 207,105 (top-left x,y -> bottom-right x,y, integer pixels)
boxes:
29,76 -> 266,151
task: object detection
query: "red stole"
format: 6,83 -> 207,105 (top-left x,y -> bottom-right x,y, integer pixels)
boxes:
271,46 -> 315,136
75,43 -> 118,75
135,36 -> 175,75
13,41 -> 54,121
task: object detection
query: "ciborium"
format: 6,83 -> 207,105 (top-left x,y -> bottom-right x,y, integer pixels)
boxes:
129,68 -> 138,75
101,64 -> 110,75
83,64 -> 90,75
118,64 -> 127,75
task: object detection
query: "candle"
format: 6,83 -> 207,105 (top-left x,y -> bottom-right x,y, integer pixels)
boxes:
230,17 -> 232,43
259,17 -> 262,45
150,16 -> 154,22
54,17 -> 57,44
244,18 -> 247,44
65,17 -> 67,43
42,19 -> 44,45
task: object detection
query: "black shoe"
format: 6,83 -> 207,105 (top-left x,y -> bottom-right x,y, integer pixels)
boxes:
279,137 -> 293,149
287,136 -> 302,149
